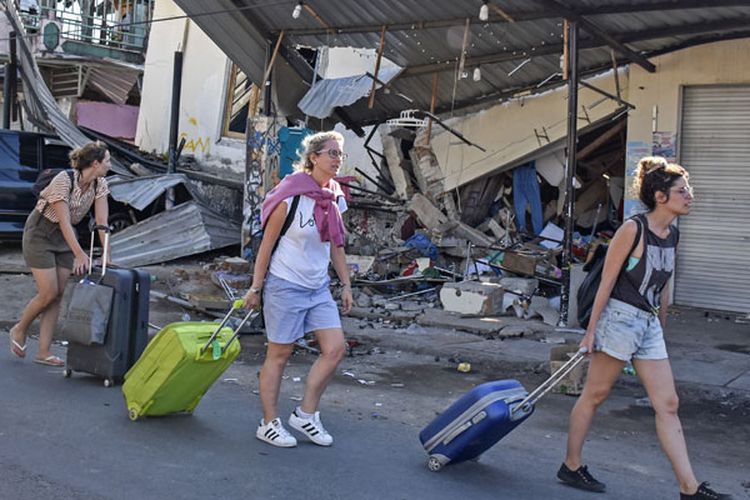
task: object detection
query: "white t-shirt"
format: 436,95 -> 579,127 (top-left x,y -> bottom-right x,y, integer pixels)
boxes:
268,195 -> 347,289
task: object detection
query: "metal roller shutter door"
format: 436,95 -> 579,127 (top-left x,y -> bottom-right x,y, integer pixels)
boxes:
675,85 -> 750,313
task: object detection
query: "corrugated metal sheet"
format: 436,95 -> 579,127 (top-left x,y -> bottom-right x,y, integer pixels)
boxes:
298,66 -> 402,119
174,0 -> 750,126
3,2 -> 132,176
107,174 -> 194,210
109,201 -> 241,267
675,85 -> 750,313
87,66 -> 140,105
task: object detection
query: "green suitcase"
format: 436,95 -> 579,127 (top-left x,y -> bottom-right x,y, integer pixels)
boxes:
122,300 -> 255,421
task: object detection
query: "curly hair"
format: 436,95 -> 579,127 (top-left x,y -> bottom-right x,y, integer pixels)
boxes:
294,131 -> 345,173
69,141 -> 109,171
632,156 -> 688,210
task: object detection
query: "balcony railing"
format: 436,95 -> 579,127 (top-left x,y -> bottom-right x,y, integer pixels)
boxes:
17,0 -> 155,55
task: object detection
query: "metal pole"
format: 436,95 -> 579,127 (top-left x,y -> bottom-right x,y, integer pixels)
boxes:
166,51 -> 183,209
3,33 -> 13,128
8,32 -> 17,124
559,19 -> 578,326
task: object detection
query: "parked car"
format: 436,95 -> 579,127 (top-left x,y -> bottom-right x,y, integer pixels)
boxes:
0,128 -> 133,242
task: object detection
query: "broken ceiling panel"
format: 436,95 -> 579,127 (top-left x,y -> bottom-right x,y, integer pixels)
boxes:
109,201 -> 241,267
3,2 -> 132,176
107,174 -> 195,210
86,66 -> 140,105
298,66 -> 402,119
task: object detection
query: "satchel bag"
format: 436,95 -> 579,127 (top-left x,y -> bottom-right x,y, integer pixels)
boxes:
60,225 -> 113,345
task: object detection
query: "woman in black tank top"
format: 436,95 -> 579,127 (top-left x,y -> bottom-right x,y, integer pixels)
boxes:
557,158 -> 731,499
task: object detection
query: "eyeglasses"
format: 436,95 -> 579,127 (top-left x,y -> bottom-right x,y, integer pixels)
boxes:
317,149 -> 348,160
671,185 -> 694,197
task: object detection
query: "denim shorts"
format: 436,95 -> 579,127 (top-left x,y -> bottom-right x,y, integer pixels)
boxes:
262,274 -> 342,344
594,298 -> 668,361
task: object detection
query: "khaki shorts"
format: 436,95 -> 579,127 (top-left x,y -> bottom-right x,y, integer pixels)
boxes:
22,210 -> 74,269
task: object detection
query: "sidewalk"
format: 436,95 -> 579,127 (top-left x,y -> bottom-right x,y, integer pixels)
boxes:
0,244 -> 747,406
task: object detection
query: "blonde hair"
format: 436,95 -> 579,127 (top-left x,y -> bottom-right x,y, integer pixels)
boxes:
69,141 -> 108,170
294,131 -> 345,173
632,156 -> 688,210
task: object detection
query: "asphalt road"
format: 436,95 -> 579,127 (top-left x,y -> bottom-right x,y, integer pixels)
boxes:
1,334 -> 747,500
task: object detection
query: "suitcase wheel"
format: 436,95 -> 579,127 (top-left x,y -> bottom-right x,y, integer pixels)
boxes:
128,407 -> 140,422
63,368 -> 72,378
103,378 -> 114,388
427,456 -> 443,472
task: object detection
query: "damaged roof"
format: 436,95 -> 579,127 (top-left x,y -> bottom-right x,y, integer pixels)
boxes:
174,0 -> 750,127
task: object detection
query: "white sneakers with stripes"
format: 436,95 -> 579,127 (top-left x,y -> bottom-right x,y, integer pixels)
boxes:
256,417 -> 297,448
288,410 -> 333,446
256,410 -> 334,448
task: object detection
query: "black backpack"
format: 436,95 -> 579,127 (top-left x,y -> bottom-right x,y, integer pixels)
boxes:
32,168 -> 74,198
577,217 -> 642,329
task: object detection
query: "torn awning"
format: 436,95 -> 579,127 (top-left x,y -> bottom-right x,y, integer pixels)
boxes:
298,67 -> 402,119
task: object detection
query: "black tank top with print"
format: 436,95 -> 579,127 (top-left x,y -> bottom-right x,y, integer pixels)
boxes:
609,214 -> 680,313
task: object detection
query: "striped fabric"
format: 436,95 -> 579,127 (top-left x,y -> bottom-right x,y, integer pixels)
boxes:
36,170 -> 109,224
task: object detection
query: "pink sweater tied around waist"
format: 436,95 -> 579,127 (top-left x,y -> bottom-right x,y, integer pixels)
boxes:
260,172 -> 346,247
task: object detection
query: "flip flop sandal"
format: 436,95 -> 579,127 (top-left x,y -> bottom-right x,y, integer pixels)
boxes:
34,355 -> 65,367
9,330 -> 27,359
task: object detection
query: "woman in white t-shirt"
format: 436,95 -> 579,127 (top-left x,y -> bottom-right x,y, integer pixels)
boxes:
243,131 -> 353,448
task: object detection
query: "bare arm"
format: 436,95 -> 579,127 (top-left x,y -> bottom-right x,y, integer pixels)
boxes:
51,201 -> 88,275
242,202 -> 287,309
581,219 -> 640,352
330,244 -> 352,314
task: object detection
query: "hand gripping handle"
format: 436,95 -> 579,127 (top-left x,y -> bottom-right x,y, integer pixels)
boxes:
511,347 -> 588,415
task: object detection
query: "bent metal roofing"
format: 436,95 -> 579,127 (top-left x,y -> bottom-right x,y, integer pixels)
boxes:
174,0 -> 750,128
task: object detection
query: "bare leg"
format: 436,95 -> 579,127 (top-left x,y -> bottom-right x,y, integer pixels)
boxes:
300,328 -> 346,414
633,358 -> 699,495
11,267 -> 61,353
564,352 -> 625,470
36,266 -> 72,361
259,341 -> 295,424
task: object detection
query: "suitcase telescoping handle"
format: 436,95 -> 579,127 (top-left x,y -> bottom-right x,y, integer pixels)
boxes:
511,347 -> 587,416
88,224 -> 111,277
199,299 -> 260,357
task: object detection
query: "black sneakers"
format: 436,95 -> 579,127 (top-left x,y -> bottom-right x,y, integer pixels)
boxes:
557,463 -> 606,493
680,482 -> 733,499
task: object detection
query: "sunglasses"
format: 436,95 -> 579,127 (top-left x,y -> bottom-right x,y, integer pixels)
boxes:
317,149 -> 348,160
670,185 -> 694,197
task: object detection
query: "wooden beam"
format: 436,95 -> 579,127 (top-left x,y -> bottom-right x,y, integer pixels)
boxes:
368,25 -> 387,109
562,19 -> 568,80
488,3 -> 515,23
400,16 -> 750,78
535,0 -> 655,72
427,73 -> 438,143
457,18 -> 471,77
577,119 -> 626,161
303,3 -> 331,31
578,16 -> 655,73
260,30 -> 284,88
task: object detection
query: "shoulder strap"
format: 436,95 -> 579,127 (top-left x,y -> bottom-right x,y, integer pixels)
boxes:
271,195 -> 301,256
280,195 -> 301,238
629,216 -> 643,255
66,170 -> 75,196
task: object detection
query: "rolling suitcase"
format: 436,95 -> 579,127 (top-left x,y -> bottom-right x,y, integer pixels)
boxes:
419,348 -> 586,471
122,300 -> 256,421
64,226 -> 150,387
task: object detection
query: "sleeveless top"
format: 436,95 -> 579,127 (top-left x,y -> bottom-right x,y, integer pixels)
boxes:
609,214 -> 680,313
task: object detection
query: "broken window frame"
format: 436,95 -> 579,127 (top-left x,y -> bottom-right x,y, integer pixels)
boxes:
221,63 -> 260,139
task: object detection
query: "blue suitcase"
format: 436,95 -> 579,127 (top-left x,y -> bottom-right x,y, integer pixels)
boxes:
419,349 -> 585,471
